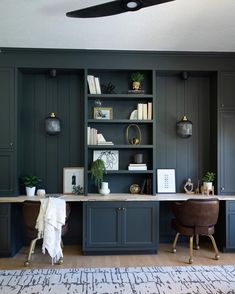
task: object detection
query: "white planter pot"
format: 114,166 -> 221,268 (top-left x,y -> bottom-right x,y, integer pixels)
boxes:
203,182 -> 212,190
99,182 -> 110,195
26,186 -> 36,197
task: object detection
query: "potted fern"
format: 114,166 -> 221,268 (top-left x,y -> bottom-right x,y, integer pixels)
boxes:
91,159 -> 109,195
130,72 -> 144,91
21,175 -> 41,196
202,171 -> 216,190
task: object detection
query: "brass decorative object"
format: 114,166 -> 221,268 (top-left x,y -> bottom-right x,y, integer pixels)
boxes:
126,124 -> 142,145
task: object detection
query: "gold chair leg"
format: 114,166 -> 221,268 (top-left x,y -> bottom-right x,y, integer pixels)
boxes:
208,235 -> 220,260
172,232 -> 180,253
189,236 -> 194,264
24,238 -> 39,266
195,234 -> 200,250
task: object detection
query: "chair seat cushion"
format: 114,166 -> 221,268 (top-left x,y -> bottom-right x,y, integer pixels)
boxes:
172,218 -> 215,236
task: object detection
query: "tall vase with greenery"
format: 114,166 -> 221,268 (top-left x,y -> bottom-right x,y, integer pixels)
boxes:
91,159 -> 109,194
130,72 -> 144,90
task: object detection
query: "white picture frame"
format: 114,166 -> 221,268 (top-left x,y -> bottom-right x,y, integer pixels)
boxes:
93,150 -> 119,170
63,167 -> 84,194
157,169 -> 176,193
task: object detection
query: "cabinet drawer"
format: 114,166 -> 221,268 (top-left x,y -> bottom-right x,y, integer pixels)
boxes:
227,201 -> 235,212
0,204 -> 10,215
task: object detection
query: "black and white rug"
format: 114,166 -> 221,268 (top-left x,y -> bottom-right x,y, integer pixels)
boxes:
0,265 -> 235,294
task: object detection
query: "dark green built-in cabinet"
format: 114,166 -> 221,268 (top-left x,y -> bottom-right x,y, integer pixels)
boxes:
83,201 -> 158,254
1,49 -> 235,255
0,68 -> 16,196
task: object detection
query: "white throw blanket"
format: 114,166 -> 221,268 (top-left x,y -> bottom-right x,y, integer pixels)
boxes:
35,197 -> 66,264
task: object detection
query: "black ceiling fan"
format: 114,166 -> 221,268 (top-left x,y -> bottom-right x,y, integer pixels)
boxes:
66,0 -> 175,18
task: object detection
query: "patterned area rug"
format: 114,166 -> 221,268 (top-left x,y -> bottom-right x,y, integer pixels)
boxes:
0,265 -> 235,294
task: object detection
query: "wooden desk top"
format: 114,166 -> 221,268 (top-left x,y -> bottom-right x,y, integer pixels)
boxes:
0,193 -> 235,203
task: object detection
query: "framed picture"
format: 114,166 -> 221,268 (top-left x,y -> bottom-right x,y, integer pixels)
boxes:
63,167 -> 84,194
93,107 -> 113,120
93,150 -> 119,170
157,169 -> 176,193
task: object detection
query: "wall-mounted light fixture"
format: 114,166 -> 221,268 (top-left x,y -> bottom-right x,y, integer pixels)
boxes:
176,71 -> 192,138
45,112 -> 61,135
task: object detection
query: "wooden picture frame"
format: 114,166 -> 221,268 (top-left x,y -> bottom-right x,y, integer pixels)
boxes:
63,167 -> 84,194
93,107 -> 113,120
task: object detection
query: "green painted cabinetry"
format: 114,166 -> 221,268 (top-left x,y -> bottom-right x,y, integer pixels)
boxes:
83,201 -> 159,254
0,68 -> 16,195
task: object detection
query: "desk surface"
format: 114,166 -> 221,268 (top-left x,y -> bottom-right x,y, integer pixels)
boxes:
0,193 -> 235,203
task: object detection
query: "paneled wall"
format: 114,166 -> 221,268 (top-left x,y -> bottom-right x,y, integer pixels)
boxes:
18,70 -> 84,193
156,73 -> 216,192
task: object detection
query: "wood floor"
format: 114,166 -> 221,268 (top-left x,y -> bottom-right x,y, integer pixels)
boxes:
1,243 -> 235,270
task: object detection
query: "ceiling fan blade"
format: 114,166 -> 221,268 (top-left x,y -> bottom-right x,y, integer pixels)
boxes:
142,0 -> 175,9
66,0 -> 125,18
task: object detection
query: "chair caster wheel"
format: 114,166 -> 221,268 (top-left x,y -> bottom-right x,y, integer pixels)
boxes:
189,258 -> 193,264
24,261 -> 30,267
195,245 -> 200,250
57,258 -> 63,265
215,254 -> 220,260
172,248 -> 176,253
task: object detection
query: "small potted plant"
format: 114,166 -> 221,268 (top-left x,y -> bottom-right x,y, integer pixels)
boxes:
20,175 -> 42,196
91,159 -> 109,195
202,171 -> 216,190
130,72 -> 144,91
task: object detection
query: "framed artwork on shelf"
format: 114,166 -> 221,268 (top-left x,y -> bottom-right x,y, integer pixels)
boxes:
157,169 -> 176,193
93,107 -> 113,120
63,167 -> 84,194
93,150 -> 119,170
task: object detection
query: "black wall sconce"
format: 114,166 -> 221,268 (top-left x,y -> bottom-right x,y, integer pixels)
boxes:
45,112 -> 61,135
176,72 -> 192,138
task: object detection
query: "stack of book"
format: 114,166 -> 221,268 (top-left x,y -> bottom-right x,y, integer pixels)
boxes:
128,163 -> 147,170
137,103 -> 152,120
87,75 -> 101,94
87,127 -> 114,145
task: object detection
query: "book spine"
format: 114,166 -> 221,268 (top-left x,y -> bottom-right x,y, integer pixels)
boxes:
143,103 -> 148,120
87,75 -> 96,94
94,77 -> 101,94
147,102 -> 152,120
137,103 -> 143,120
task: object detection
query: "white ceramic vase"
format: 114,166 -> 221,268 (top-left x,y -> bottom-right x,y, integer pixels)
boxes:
26,186 -> 36,197
203,182 -> 212,190
99,182 -> 110,195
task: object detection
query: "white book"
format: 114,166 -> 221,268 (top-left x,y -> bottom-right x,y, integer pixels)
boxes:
137,103 -> 143,120
143,104 -> 148,120
94,77 -> 101,94
87,127 -> 90,144
87,75 -> 96,94
129,163 -> 147,167
128,166 -> 147,170
147,102 -> 152,120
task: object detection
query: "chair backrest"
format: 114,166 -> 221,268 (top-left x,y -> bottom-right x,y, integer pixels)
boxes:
173,198 -> 219,227
22,200 -> 71,239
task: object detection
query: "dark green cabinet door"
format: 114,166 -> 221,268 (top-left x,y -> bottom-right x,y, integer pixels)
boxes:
122,202 -> 158,248
0,152 -> 15,195
219,112 -> 235,194
83,202 -> 121,248
220,72 -> 235,110
0,68 -> 15,150
0,204 -> 10,255
226,202 -> 235,249
83,201 -> 158,254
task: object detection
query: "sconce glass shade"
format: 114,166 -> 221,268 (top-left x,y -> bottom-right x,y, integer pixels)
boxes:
45,112 -> 61,135
176,115 -> 192,138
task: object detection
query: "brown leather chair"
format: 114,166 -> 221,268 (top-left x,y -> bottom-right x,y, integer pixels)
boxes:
171,198 -> 220,264
22,200 -> 71,266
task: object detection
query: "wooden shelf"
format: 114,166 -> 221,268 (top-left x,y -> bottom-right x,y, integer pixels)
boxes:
88,119 -> 153,124
87,145 -> 154,149
88,170 -> 154,174
87,94 -> 153,100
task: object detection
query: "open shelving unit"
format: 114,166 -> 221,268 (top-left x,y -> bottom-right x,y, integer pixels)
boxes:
84,69 -> 156,195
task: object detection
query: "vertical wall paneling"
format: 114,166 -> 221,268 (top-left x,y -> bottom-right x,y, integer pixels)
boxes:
156,73 -> 213,192
19,70 -> 84,193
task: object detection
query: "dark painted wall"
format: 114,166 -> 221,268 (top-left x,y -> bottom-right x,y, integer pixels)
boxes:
18,70 -> 84,193
156,73 -> 216,192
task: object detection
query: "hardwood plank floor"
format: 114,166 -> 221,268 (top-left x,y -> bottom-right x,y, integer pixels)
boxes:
0,243 -> 235,270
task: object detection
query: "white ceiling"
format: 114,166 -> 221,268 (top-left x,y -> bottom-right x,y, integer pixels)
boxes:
1,0 -> 235,52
